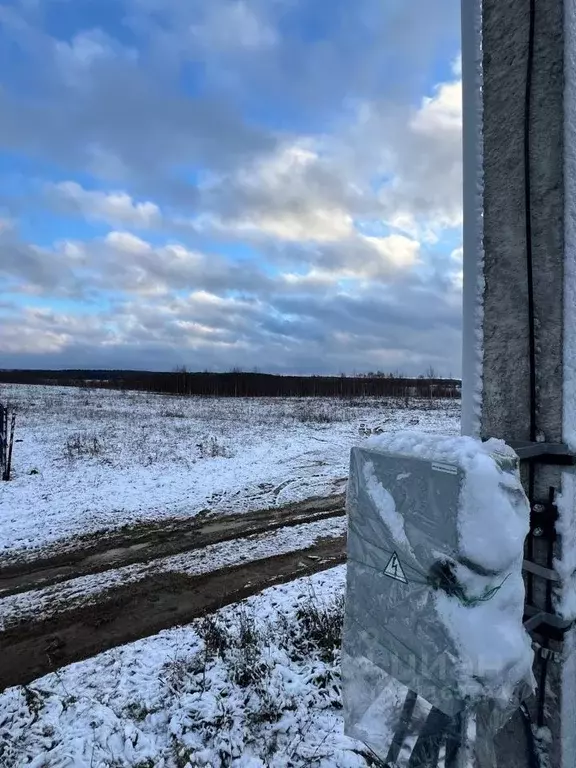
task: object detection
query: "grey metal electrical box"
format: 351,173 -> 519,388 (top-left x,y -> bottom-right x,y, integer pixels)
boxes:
342,437 -> 533,766
345,447 -> 465,717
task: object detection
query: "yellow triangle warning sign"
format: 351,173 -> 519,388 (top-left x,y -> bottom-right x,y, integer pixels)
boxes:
384,552 -> 408,584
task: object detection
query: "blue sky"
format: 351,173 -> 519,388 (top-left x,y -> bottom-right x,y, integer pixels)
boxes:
0,0 -> 462,375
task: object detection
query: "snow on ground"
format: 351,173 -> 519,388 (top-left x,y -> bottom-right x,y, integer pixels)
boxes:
0,384 -> 459,558
0,389 -> 463,766
0,566 -> 370,768
0,515 -> 346,630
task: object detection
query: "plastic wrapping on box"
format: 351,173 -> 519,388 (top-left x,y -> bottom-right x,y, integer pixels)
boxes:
342,434 -> 534,767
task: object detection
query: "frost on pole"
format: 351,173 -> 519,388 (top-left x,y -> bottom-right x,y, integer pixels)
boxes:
342,433 -> 534,766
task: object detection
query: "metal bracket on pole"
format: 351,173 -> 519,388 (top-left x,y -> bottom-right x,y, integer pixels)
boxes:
522,560 -> 559,582
523,604 -> 573,642
509,440 -> 576,465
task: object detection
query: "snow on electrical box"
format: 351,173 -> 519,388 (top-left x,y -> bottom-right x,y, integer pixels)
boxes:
342,432 -> 534,766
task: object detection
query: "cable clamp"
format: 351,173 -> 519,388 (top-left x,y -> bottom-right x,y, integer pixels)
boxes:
524,605 -> 574,642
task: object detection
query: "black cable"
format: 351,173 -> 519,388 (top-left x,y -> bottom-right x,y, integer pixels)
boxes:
527,464 -> 535,605
520,703 -> 540,768
538,487 -> 556,730
537,652 -> 549,729
524,0 -> 549,751
524,0 -> 537,611
525,0 -> 537,445
545,487 -> 555,614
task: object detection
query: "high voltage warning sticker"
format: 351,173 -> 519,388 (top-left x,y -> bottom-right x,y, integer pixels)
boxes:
384,552 -> 408,584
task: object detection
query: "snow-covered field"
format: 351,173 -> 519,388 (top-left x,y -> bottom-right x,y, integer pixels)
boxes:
0,567 -> 364,768
0,384 -> 459,558
0,386 -> 463,767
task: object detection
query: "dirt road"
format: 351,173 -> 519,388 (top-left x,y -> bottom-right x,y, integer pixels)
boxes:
0,536 -> 346,690
0,494 -> 348,690
0,493 -> 345,597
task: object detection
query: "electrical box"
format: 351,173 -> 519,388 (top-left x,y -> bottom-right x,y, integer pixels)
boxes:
342,434 -> 533,766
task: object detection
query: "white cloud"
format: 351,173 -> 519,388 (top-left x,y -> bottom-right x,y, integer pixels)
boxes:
0,307 -> 109,354
195,63 -> 463,259
374,73 -> 463,240
0,275 -> 462,373
186,290 -> 252,309
55,31 -> 113,68
0,217 -> 14,234
232,207 -> 353,243
280,270 -> 337,288
249,143 -> 316,183
104,231 -> 152,253
279,233 -> 420,287
0,324 -> 67,354
85,146 -> 131,183
411,80 -> 462,137
52,182 -> 162,229
205,142 -> 355,243
53,29 -> 138,88
358,233 -> 420,270
0,0 -> 464,374
51,231 -> 265,298
452,52 -> 462,77
190,1 -> 277,51
450,245 -> 463,288
198,135 -> 422,278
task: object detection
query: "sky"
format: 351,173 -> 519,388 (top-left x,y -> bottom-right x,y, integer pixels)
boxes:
0,0 -> 462,376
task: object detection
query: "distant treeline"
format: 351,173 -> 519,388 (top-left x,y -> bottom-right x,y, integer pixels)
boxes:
0,369 -> 461,399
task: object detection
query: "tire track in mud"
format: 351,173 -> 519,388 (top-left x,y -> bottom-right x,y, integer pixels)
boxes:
0,494 -> 345,597
0,537 -> 346,691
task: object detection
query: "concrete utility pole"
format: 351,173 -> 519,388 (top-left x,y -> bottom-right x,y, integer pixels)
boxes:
462,0 -> 576,765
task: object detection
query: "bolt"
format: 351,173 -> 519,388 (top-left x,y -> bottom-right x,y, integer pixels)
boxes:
533,503 -> 545,514
533,526 -> 544,538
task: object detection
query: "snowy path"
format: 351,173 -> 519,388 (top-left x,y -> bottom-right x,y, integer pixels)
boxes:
0,530 -> 346,690
0,493 -> 345,592
0,514 -> 347,631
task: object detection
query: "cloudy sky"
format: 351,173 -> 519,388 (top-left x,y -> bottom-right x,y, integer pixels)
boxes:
0,0 -> 462,375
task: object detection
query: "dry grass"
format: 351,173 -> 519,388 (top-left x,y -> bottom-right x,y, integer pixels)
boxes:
161,590 -> 346,765
64,432 -> 107,461
0,383 -> 459,480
